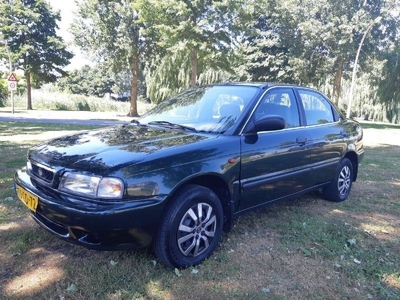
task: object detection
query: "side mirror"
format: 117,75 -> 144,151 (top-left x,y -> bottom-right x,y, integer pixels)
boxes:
243,115 -> 286,134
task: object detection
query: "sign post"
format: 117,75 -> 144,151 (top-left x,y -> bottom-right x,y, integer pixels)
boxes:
7,73 -> 17,114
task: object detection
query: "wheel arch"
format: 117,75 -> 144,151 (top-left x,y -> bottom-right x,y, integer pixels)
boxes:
344,151 -> 358,181
162,174 -> 233,234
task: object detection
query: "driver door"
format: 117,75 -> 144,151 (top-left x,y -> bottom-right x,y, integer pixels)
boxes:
239,88 -> 311,211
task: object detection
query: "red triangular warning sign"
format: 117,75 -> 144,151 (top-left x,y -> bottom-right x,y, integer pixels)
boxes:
8,73 -> 18,82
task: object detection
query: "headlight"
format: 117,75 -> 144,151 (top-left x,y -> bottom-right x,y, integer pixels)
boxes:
27,161 -> 32,172
59,172 -> 124,199
97,177 -> 124,198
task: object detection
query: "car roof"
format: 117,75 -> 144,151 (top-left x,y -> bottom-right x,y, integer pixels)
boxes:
213,82 -> 310,90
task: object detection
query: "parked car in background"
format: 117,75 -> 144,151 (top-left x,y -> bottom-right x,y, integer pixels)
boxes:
110,92 -> 130,101
14,83 -> 364,268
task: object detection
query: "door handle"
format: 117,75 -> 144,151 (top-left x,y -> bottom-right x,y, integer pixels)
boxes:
296,137 -> 307,145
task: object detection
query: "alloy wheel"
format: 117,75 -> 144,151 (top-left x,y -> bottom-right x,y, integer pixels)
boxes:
338,165 -> 351,196
177,203 -> 217,257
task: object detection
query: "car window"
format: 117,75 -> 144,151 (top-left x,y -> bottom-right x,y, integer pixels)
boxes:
298,90 -> 334,125
212,93 -> 244,118
140,85 -> 259,133
254,88 -> 300,128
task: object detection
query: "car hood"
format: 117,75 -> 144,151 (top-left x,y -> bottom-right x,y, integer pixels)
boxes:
28,125 -> 217,173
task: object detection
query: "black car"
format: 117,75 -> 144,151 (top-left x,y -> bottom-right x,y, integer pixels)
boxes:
14,83 -> 364,268
110,92 -> 130,102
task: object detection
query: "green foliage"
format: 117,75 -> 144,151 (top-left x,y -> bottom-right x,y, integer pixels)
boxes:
145,51 -> 190,104
241,0 -> 345,80
8,85 -> 154,114
235,4 -> 293,82
73,0 -> 140,71
0,0 -> 73,109
65,0 -> 400,122
0,78 -> 7,107
57,65 -> 114,97
375,48 -> 400,123
54,102 -> 69,111
146,50 -> 234,104
136,0 -> 245,103
72,0 -> 147,116
138,0 -> 238,55
75,100 -> 90,111
238,0 -> 399,110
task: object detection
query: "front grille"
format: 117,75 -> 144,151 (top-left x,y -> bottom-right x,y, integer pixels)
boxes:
31,163 -> 55,184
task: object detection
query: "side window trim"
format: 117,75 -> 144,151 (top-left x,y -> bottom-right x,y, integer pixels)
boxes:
297,88 -> 336,126
253,87 -> 300,128
293,88 -> 307,126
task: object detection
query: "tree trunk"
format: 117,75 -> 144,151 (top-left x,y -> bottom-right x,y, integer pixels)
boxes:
128,55 -> 140,117
332,56 -> 343,107
190,48 -> 197,87
26,72 -> 33,110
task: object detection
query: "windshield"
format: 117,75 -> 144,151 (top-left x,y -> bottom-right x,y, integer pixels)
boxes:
140,85 -> 259,133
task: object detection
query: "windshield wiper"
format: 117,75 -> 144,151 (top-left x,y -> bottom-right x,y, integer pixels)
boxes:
131,119 -> 148,126
123,119 -> 148,128
147,121 -> 197,132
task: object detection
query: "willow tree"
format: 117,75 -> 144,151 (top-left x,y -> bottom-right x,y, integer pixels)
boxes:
137,0 -> 244,103
376,47 -> 400,123
72,0 -> 147,117
0,0 -> 72,109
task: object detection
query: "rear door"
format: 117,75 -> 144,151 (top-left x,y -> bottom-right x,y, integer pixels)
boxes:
296,88 -> 346,184
239,87 -> 312,211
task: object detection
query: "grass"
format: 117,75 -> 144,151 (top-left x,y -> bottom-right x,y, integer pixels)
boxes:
0,122 -> 101,136
357,122 -> 400,130
0,120 -> 399,299
5,85 -> 153,115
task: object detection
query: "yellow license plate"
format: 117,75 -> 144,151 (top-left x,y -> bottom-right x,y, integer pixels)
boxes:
16,185 -> 38,212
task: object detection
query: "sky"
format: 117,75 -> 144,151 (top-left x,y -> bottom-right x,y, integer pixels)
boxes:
48,0 -> 91,70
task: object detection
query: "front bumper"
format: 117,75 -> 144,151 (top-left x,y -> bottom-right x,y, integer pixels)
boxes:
14,168 -> 168,250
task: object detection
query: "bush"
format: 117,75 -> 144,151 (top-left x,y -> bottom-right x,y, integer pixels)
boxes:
54,102 -> 70,111
11,85 -> 154,115
76,100 -> 91,111
0,80 -> 7,107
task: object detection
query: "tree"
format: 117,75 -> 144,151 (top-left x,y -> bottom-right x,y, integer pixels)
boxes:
72,0 -> 147,117
0,0 -> 73,109
239,0 -> 399,107
144,45 -> 236,104
57,64 -> 114,97
138,0 -> 244,103
235,1 -> 294,82
0,75 -> 7,107
375,46 -> 400,123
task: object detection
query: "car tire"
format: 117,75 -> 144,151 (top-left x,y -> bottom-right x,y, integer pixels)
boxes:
323,158 -> 353,202
153,184 -> 223,268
